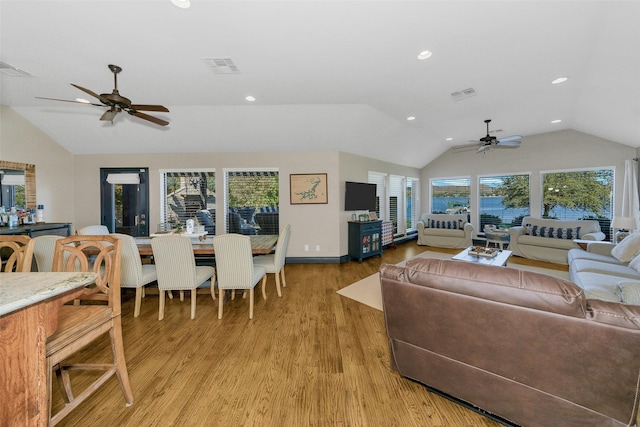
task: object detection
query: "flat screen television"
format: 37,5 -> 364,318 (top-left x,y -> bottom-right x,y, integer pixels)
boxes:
345,181 -> 377,211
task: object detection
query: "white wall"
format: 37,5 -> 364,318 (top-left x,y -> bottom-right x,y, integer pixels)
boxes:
0,105 -> 75,223
421,129 -> 638,234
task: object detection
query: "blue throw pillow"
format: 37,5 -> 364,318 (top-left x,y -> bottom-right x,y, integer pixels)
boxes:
429,219 -> 463,230
530,225 -> 580,239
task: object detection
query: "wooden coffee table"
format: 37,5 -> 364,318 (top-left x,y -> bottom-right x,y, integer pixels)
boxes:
452,246 -> 512,266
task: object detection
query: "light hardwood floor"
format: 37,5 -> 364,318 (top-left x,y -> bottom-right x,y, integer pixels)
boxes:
53,241 -> 566,426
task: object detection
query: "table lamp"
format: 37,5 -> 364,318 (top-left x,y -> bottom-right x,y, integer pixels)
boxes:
612,216 -> 637,243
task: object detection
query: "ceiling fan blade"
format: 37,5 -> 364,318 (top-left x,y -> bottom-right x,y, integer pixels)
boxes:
498,135 -> 522,143
130,104 -> 170,112
100,109 -> 118,122
496,140 -> 521,147
452,142 -> 481,152
36,96 -> 103,106
130,110 -> 169,126
70,84 -> 109,104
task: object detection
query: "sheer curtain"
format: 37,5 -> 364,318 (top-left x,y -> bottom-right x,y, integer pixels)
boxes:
621,159 -> 640,230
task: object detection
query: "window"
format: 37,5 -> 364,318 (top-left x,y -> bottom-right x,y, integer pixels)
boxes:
368,172 -> 386,221
224,169 -> 279,235
431,177 -> 470,215
479,174 -> 530,231
406,177 -> 419,232
388,175 -> 404,234
160,169 -> 215,233
540,168 -> 613,240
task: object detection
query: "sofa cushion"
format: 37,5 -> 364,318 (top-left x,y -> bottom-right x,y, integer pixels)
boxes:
619,281 -> 640,305
629,253 -> 640,273
428,219 -> 463,230
530,225 -> 580,239
570,271 -> 622,302
611,232 -> 640,262
517,235 -> 578,250
571,258 -> 640,280
424,228 -> 465,237
567,248 -> 624,265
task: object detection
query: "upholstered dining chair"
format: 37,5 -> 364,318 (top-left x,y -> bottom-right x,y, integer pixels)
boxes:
253,224 -> 291,298
48,234 -> 133,426
33,235 -> 63,272
114,233 -> 157,317
76,224 -> 110,235
213,234 -> 267,319
150,235 -> 215,320
0,235 -> 34,272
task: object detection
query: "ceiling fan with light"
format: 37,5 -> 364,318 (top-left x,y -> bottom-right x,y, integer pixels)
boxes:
36,64 -> 170,126
454,119 -> 521,153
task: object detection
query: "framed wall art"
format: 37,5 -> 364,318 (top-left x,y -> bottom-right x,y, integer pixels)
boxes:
290,173 -> 328,204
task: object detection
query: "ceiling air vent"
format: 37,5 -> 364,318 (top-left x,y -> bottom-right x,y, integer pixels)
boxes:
202,58 -> 240,74
450,87 -> 476,101
0,61 -> 34,77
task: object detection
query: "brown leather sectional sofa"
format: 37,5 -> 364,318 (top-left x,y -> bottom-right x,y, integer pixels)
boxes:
380,257 -> 640,426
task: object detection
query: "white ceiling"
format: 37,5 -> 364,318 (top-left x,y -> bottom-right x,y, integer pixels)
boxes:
1,0 -> 639,168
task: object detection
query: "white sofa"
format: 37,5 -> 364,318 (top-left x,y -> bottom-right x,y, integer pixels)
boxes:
416,213 -> 473,249
568,233 -> 640,304
508,216 -> 605,264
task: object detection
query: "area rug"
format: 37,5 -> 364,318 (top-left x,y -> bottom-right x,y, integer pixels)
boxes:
337,251 -> 570,311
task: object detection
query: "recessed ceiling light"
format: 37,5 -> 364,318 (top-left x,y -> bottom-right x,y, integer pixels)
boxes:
417,51 -> 433,60
551,76 -> 568,84
446,137 -> 453,141
406,116 -> 416,121
170,0 -> 190,9
245,96 -> 256,102
551,119 -> 562,124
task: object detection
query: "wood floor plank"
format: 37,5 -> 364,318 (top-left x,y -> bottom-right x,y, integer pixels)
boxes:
53,241 -> 580,426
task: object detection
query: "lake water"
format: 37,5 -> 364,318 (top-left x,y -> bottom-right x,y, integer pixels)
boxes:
433,196 -> 609,224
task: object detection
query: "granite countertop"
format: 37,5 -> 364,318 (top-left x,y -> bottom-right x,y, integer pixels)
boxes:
0,272 -> 96,316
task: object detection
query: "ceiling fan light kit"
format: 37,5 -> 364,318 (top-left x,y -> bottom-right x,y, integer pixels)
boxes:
37,64 -> 170,127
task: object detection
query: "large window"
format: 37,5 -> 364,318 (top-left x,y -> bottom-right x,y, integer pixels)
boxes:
224,169 -> 279,235
160,169 -> 216,233
479,174 -> 530,231
540,168 -> 613,240
431,177 -> 470,216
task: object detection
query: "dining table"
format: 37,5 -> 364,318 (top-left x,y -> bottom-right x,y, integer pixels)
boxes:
0,271 -> 97,427
135,234 -> 278,256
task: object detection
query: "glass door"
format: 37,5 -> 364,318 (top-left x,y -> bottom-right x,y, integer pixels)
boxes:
100,168 -> 149,237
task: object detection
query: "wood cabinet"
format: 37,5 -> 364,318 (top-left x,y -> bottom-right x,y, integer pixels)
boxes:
348,220 -> 382,262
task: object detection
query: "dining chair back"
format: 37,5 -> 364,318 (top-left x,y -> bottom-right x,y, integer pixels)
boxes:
150,235 -> 215,320
253,224 -> 291,297
0,235 -> 34,272
114,233 -> 158,317
33,235 -> 63,272
48,234 -> 133,426
76,224 -> 110,235
213,234 -> 267,319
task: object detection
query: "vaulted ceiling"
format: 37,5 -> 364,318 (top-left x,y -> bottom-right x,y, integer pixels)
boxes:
1,1 -> 639,168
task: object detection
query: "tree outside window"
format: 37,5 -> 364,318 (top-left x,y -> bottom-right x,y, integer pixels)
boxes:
480,174 -> 530,231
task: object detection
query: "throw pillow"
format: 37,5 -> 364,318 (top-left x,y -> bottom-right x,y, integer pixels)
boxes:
530,225 -> 580,239
611,232 -> 640,262
619,281 -> 640,305
429,219 -> 462,230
